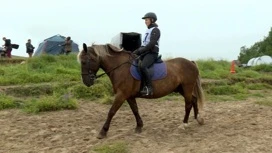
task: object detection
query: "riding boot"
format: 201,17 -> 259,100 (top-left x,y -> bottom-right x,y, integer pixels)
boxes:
140,68 -> 153,96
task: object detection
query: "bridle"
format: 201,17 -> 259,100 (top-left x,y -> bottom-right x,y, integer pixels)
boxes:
81,56 -> 97,80
81,52 -> 139,81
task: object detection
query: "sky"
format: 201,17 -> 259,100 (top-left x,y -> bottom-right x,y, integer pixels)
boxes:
0,0 -> 272,61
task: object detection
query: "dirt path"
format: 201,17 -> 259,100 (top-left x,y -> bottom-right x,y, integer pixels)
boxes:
0,98 -> 272,153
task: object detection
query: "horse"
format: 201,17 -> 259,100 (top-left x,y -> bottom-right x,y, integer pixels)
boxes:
77,43 -> 205,139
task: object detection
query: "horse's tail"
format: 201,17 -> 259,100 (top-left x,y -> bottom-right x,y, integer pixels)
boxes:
192,61 -> 205,112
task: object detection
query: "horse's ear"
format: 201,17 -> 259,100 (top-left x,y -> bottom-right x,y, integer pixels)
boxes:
83,43 -> 87,53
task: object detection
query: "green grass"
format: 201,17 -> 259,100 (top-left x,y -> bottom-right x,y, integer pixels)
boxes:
23,95 -> 78,113
247,83 -> 272,90
93,142 -> 129,153
1,56 -> 272,112
5,85 -> 53,97
0,54 -> 81,85
197,59 -> 230,79
207,83 -> 248,95
0,94 -> 18,110
255,100 -> 272,107
251,93 -> 265,98
252,64 -> 272,72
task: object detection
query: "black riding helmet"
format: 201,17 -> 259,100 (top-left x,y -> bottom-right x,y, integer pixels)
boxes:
142,12 -> 157,22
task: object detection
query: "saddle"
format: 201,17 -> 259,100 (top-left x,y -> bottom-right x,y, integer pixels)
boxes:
130,55 -> 167,80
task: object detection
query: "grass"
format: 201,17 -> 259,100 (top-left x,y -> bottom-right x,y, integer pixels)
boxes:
1,55 -> 272,112
0,54 -> 81,86
92,141 -> 129,153
252,64 -> 272,72
23,95 -> 78,113
70,77 -> 113,101
0,94 -> 18,110
5,84 -> 53,97
197,59 -> 230,79
206,82 -> 248,95
255,100 -> 272,107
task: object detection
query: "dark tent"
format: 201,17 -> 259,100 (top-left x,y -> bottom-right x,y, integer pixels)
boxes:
33,34 -> 79,56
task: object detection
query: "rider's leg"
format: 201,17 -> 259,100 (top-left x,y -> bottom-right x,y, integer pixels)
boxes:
139,53 -> 158,96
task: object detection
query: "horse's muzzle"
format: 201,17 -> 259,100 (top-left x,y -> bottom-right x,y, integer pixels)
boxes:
81,74 -> 96,87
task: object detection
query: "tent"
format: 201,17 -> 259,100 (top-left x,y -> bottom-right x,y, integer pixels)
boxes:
33,34 -> 79,56
247,58 -> 256,66
247,55 -> 272,66
255,55 -> 272,65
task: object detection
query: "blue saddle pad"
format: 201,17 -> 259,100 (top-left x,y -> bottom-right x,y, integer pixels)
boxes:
130,61 -> 167,80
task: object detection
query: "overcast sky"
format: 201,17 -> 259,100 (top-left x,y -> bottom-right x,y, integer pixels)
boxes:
1,0 -> 271,60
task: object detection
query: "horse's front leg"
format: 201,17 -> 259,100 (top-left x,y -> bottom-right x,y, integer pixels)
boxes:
97,94 -> 125,139
127,98 -> 143,133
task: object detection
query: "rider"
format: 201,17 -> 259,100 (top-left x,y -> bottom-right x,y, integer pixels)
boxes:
133,12 -> 161,96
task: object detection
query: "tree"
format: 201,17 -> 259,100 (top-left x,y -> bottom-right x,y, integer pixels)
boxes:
238,27 -> 272,64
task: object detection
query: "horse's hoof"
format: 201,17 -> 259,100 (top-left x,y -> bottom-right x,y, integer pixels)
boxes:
197,118 -> 204,125
178,123 -> 188,130
135,127 -> 142,133
97,131 -> 107,139
97,133 -> 106,139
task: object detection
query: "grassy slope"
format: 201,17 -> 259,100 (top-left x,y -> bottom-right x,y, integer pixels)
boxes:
0,55 -> 272,113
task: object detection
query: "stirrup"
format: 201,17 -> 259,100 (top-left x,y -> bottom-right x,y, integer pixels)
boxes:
140,86 -> 153,96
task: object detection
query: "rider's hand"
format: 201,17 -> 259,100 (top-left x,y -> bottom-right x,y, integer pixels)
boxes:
133,49 -> 140,55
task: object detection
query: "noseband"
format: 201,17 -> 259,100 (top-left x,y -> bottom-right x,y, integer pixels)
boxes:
81,56 -> 97,81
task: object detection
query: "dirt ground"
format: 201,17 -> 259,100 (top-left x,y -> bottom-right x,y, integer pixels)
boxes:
0,96 -> 272,153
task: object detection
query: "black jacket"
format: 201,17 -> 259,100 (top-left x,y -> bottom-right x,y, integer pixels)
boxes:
26,43 -> 35,53
4,39 -> 12,50
136,23 -> 160,54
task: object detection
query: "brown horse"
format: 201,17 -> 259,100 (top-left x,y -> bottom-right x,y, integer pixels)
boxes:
77,43 -> 205,139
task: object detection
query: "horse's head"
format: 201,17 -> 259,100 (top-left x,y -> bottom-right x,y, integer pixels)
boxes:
78,43 -> 100,87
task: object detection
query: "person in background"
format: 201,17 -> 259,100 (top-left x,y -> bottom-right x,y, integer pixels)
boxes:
2,37 -> 12,58
60,36 -> 72,55
26,39 -> 35,58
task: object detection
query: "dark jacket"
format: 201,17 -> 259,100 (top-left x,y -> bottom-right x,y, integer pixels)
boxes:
26,43 -> 35,53
136,23 -> 160,54
4,39 -> 12,50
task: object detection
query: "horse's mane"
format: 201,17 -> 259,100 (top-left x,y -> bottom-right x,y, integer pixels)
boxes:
91,43 -> 124,57
77,43 -> 126,63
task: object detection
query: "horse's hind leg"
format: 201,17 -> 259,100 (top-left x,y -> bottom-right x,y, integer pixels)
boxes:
192,96 -> 198,119
183,97 -> 193,126
192,96 -> 204,125
179,85 -> 194,129
97,94 -> 125,139
127,98 -> 143,133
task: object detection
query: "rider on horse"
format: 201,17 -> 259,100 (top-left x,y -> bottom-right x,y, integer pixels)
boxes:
133,12 -> 161,96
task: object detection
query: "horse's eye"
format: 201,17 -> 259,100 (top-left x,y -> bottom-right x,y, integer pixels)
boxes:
81,62 -> 86,65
